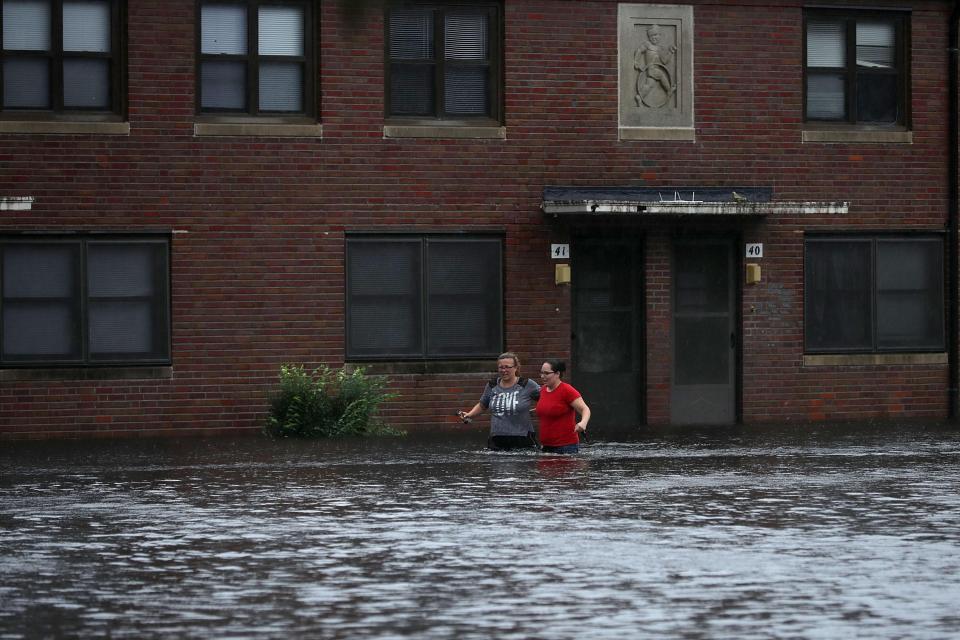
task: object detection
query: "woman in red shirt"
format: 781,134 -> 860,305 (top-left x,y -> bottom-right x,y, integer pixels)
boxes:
536,360 -> 591,454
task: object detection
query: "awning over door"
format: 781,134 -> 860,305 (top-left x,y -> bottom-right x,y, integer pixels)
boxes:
541,186 -> 847,217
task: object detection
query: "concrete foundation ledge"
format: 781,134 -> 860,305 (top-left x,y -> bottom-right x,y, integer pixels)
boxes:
802,353 -> 947,367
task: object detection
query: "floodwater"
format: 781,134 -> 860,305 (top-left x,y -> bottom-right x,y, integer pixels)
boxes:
2,424 -> 960,639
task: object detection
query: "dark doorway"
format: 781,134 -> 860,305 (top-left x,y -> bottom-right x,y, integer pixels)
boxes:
671,238 -> 737,425
572,236 -> 644,431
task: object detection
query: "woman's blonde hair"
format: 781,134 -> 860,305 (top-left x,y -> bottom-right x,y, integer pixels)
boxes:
497,352 -> 520,368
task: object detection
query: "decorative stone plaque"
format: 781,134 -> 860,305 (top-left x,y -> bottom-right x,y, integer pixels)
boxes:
618,4 -> 694,140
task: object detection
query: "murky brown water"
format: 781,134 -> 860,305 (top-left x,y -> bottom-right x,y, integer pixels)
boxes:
2,424 -> 960,639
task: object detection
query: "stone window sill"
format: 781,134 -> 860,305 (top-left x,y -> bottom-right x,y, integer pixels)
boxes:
194,122 -> 323,137
802,353 -> 946,367
383,125 -> 506,140
345,360 -> 496,375
0,366 -> 173,382
802,129 -> 912,144
0,120 -> 130,135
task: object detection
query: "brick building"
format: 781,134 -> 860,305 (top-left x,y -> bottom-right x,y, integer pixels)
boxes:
1,0 -> 958,438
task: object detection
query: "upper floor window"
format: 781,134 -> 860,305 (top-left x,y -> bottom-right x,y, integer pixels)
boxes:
198,0 -> 314,117
1,236 -> 170,366
1,0 -> 123,114
346,235 -> 503,359
386,2 -> 501,124
804,11 -> 908,127
805,235 -> 943,354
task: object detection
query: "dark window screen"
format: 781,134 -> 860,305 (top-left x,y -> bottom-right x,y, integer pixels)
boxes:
87,242 -> 169,361
347,236 -> 502,359
805,240 -> 872,351
347,239 -> 422,358
876,239 -> 943,350
1,237 -> 170,366
805,236 -> 943,353
2,243 -> 82,361
426,238 -> 500,355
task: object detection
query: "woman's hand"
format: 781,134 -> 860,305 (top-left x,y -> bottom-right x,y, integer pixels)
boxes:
457,410 -> 473,424
575,421 -> 587,433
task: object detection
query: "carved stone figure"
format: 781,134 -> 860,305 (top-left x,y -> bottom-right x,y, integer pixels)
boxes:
634,24 -> 676,109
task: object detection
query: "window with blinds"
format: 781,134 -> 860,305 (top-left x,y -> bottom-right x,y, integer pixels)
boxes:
805,235 -> 944,353
198,0 -> 313,116
804,10 -> 907,126
1,237 -> 171,366
386,2 -> 500,123
346,236 -> 503,359
1,0 -> 122,114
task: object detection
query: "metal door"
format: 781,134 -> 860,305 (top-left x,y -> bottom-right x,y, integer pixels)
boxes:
572,237 -> 644,430
671,238 -> 737,424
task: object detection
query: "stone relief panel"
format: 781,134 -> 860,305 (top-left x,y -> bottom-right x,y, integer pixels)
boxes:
619,4 -> 693,135
634,23 -> 678,109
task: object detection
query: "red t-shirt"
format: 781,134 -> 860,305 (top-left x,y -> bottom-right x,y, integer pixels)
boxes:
536,382 -> 582,447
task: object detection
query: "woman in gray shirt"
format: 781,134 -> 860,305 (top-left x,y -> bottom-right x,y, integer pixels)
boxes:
458,352 -> 541,450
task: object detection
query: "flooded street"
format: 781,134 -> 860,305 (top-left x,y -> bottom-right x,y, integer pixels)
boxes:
3,424 -> 960,639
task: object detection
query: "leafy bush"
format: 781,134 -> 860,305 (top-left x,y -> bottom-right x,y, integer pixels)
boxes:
265,364 -> 402,438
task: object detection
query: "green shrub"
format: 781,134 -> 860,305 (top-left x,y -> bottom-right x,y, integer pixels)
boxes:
264,364 -> 402,438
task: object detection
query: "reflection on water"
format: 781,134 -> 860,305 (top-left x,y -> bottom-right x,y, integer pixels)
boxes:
2,425 -> 960,639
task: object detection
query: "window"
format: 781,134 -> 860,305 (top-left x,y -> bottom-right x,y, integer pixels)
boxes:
804,10 -> 908,126
386,2 -> 501,123
346,236 -> 502,359
1,237 -> 170,366
198,0 -> 313,116
1,0 -> 123,114
805,236 -> 943,353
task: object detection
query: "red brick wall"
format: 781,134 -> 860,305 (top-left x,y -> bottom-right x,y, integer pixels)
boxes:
0,0 -> 955,438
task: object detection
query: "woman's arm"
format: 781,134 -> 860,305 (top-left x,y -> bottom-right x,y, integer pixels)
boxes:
571,397 -> 591,432
458,402 -> 485,423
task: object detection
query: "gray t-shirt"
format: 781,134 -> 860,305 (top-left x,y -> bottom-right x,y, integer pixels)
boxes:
480,378 -> 541,436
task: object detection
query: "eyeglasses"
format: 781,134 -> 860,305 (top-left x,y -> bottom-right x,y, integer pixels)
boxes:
539,370 -> 556,376
497,365 -> 516,370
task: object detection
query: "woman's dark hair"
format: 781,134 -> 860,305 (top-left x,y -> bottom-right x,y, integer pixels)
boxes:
545,359 -> 566,377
